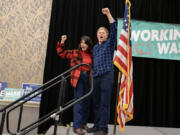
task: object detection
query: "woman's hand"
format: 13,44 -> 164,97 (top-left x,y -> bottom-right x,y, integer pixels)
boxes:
61,35 -> 67,44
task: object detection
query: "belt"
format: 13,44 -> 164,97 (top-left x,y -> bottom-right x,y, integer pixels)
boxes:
81,71 -> 90,75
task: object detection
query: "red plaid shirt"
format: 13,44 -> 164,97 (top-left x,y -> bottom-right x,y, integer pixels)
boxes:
56,42 -> 92,87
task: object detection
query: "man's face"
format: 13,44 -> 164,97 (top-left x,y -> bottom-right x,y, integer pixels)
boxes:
97,28 -> 108,44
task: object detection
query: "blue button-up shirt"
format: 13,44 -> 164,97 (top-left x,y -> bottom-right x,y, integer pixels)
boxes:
93,21 -> 117,77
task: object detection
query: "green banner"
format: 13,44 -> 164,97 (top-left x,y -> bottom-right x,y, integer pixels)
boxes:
2,88 -> 23,101
117,19 -> 180,60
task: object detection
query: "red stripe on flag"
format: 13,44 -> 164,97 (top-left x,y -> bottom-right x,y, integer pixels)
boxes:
119,34 -> 128,45
120,79 -> 126,89
114,56 -> 127,72
117,45 -> 128,58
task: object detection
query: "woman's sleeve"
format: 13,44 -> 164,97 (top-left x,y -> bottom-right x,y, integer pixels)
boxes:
56,41 -> 73,59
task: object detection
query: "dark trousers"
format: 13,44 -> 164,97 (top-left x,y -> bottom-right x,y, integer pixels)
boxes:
73,73 -> 90,128
93,71 -> 114,132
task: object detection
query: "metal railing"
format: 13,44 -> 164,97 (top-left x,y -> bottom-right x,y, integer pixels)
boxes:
0,63 -> 93,135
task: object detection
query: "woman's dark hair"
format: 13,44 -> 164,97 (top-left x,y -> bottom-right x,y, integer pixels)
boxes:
78,35 -> 93,53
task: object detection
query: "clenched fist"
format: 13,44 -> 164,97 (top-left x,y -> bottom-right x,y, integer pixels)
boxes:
102,8 -> 110,15
101,8 -> 114,23
61,35 -> 67,43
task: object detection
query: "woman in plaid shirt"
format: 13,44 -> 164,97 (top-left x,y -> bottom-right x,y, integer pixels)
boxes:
57,35 -> 93,135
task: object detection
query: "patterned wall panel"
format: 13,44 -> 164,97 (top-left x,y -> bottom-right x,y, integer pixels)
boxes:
0,0 -> 52,88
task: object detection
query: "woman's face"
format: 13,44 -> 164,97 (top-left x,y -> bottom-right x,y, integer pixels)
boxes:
80,40 -> 88,51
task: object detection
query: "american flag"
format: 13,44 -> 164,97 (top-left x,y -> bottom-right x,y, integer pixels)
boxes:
113,0 -> 133,132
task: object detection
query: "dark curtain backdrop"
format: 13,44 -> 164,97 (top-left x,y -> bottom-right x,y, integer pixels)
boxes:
38,0 -> 180,133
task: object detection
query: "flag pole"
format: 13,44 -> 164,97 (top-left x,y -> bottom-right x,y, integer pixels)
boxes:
113,71 -> 122,135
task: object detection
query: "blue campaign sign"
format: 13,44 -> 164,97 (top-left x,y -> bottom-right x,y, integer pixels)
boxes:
22,83 -> 42,102
0,82 -> 7,99
0,82 -> 7,91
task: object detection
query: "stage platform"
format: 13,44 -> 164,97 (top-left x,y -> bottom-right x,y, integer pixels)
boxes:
46,124 -> 180,135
